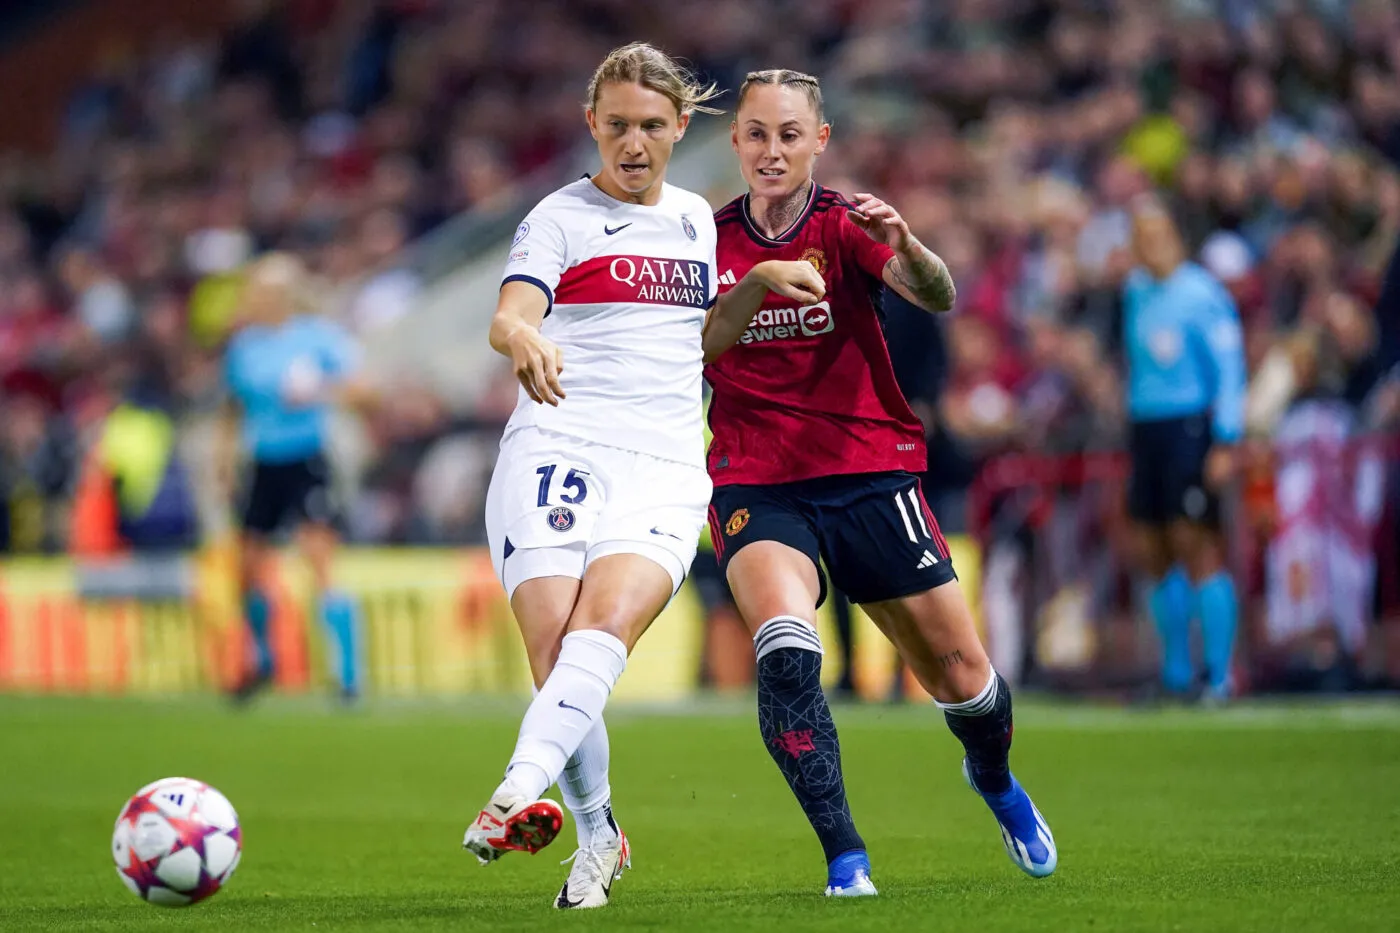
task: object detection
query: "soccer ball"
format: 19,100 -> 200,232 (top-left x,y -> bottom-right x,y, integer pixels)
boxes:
111,777 -> 242,907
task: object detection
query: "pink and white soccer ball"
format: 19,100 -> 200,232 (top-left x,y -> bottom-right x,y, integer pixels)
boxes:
111,777 -> 242,907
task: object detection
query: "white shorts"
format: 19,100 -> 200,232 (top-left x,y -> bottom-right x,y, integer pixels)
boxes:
485,427 -> 712,600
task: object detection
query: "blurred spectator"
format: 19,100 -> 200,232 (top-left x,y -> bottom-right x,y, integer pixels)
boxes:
57,244 -> 134,345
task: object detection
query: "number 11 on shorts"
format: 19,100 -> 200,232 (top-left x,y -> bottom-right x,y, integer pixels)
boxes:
536,464 -> 590,507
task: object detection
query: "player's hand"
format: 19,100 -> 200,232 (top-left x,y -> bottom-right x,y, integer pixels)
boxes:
753,260 -> 826,305
1204,445 -> 1236,490
505,326 -> 565,406
847,193 -> 914,252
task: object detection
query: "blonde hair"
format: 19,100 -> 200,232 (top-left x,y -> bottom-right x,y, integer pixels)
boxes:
586,42 -> 724,118
736,69 -> 825,121
238,251 -> 316,323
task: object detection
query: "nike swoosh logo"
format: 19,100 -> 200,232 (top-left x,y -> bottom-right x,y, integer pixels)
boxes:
492,803 -> 511,814
604,223 -> 632,235
558,699 -> 592,719
649,527 -> 681,540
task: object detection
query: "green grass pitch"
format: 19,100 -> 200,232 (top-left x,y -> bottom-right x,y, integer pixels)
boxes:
2,694 -> 1398,932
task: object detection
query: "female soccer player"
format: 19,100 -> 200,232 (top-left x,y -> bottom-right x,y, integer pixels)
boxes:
461,44 -> 823,910
704,70 -> 1058,896
222,253 -> 368,704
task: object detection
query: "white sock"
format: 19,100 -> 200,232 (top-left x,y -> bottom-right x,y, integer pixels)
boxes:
934,666 -> 999,715
753,615 -> 823,663
501,630 -> 627,801
561,719 -> 616,847
524,684 -> 616,846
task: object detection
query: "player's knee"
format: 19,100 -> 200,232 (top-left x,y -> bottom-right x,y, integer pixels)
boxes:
1131,526 -> 1171,578
566,612 -> 640,655
931,655 -> 994,705
1169,522 -> 1222,581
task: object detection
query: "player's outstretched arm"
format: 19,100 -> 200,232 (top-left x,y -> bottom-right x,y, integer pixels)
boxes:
703,260 -> 826,363
490,281 -> 565,406
847,193 -> 956,313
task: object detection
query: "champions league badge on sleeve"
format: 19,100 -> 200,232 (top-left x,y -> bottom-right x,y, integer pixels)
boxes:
681,214 -> 697,241
547,506 -> 575,532
513,222 -> 530,246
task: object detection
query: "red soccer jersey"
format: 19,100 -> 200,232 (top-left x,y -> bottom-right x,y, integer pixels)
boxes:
706,184 -> 927,486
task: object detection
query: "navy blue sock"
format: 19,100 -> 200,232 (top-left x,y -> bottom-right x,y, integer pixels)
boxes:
942,671 -> 1014,794
757,642 -> 865,863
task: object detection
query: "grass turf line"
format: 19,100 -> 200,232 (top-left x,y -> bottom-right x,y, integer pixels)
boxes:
2,696 -> 1397,932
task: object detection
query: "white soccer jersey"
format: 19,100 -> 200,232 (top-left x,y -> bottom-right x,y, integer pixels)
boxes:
501,178 -> 717,468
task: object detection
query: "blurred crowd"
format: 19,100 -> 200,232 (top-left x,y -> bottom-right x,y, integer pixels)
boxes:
0,0 -> 810,550
2,0 -> 1399,644
810,1 -> 1400,482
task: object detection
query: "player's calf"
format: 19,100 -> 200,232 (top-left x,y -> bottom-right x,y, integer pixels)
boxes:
754,615 -> 871,890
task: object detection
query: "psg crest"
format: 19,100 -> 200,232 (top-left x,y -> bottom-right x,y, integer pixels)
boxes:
547,506 -> 575,532
681,214 -> 697,241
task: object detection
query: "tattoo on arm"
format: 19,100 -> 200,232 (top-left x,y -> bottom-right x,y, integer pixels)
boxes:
937,649 -> 964,669
891,244 -> 956,312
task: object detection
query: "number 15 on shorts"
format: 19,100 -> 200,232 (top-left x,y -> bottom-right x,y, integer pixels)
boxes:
536,464 -> 589,507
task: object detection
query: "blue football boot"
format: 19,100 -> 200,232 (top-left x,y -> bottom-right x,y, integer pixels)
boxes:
963,760 -> 1057,878
824,849 -> 878,897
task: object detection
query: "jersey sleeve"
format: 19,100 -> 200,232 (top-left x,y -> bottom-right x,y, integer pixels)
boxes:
501,206 -> 570,314
1196,276 -> 1247,443
837,204 -> 896,281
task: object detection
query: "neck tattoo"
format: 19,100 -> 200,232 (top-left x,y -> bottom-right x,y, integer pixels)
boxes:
755,180 -> 813,238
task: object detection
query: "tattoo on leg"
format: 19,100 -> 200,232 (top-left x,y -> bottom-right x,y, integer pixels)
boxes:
937,649 -> 964,669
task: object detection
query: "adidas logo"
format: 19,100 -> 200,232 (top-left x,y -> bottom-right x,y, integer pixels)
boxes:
718,269 -> 737,286
916,550 -> 939,569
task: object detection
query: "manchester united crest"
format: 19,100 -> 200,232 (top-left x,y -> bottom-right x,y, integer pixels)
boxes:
800,247 -> 825,274
725,508 -> 750,536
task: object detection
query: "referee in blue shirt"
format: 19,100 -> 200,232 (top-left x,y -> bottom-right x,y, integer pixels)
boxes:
222,253 -> 371,703
1123,201 -> 1247,702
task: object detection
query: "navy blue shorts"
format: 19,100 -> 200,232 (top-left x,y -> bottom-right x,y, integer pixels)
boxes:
1127,413 -> 1218,527
241,454 -> 338,537
708,471 -> 957,607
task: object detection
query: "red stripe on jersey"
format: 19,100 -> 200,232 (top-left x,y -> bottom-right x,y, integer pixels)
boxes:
555,255 -> 711,308
915,479 -> 951,559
